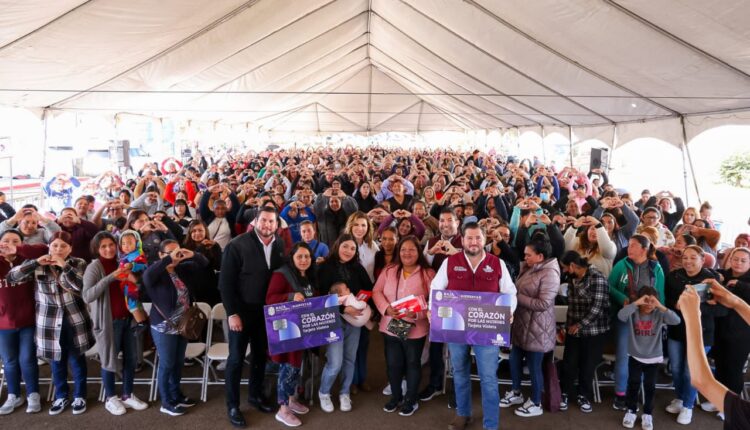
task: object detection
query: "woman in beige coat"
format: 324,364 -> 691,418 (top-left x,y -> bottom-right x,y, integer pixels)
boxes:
500,235 -> 560,418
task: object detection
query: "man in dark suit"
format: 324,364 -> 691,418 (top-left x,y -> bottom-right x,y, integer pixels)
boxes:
219,207 -> 286,428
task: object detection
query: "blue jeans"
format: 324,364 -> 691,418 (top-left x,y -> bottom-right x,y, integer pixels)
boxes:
319,323 -> 361,396
667,339 -> 710,409
615,318 -> 629,396
509,347 -> 544,405
102,318 -> 137,398
277,364 -> 301,405
352,327 -> 369,386
151,328 -> 187,408
50,318 -> 88,400
0,326 -> 39,395
448,343 -> 500,430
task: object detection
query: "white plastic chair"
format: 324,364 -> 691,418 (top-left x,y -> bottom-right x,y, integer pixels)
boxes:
553,305 -> 568,361
201,303 -> 250,401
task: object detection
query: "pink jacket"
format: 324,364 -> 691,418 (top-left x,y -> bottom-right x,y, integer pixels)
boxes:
373,265 -> 435,339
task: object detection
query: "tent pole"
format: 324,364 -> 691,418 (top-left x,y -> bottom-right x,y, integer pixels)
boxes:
568,126 -> 574,167
609,124 -> 618,176
680,115 -> 702,205
540,125 -> 547,164
40,108 -> 50,179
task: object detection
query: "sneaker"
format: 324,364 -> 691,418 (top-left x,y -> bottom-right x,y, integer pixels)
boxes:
677,407 -> 692,425
339,394 -> 352,412
71,397 -> 86,415
383,398 -> 401,413
177,397 -> 196,408
717,412 -> 725,421
666,399 -> 683,414
217,361 -> 227,371
288,397 -> 309,415
418,386 -> 442,402
614,395 -> 628,411
26,393 -> 41,414
399,402 -> 418,417
577,395 -> 592,413
515,399 -> 543,417
48,398 -> 69,415
275,409 -> 302,427
160,405 -> 186,416
641,414 -> 653,430
121,394 -> 149,411
701,401 -> 718,412
622,411 -> 637,428
105,396 -> 126,416
382,384 -> 392,396
499,390 -> 524,408
0,394 -> 24,415
560,394 -> 568,411
318,393 -> 334,413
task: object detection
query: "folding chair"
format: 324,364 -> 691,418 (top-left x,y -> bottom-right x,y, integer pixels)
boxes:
201,303 -> 250,401
553,305 -> 568,362
149,302 -> 211,402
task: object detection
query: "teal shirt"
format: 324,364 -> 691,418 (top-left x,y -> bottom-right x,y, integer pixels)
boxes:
608,258 -> 665,315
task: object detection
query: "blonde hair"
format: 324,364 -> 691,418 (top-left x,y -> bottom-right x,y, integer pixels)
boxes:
345,211 -> 375,247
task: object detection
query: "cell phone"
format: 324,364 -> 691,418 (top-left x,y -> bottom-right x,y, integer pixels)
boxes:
692,283 -> 712,303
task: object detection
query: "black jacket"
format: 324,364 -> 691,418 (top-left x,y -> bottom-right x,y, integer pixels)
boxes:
219,231 -> 286,315
715,269 -> 750,343
142,252 -> 209,326
316,259 -> 372,296
665,268 -> 727,345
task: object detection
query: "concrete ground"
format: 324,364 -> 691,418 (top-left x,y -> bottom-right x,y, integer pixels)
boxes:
0,332 -> 724,430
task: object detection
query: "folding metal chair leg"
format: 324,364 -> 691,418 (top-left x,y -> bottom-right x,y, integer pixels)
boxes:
149,355 -> 159,402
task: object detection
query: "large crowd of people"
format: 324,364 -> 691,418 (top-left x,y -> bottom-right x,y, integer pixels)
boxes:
0,146 -> 748,430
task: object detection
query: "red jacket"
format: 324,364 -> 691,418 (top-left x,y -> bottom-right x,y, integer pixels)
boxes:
0,244 -> 48,329
446,252 -> 502,293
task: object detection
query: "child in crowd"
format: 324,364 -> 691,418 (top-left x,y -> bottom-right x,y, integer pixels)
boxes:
118,230 -> 148,325
331,282 -> 371,327
617,287 -> 680,430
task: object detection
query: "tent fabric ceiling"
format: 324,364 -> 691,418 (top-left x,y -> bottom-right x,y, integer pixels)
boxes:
1,0 -> 749,133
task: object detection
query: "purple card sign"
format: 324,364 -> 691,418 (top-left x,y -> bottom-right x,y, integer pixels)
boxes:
264,294 -> 343,355
429,290 -> 512,347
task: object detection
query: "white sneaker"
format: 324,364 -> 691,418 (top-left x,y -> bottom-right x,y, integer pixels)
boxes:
105,397 -> 126,416
318,393 -> 334,413
514,399 -> 543,417
499,390 -> 524,408
121,394 -> 149,411
382,384 -> 392,396
677,407 -> 692,425
641,414 -> 653,430
339,394 -> 352,412
717,412 -> 725,421
665,399 -> 683,414
26,393 -> 41,414
700,401 -> 718,412
0,394 -> 24,415
623,411 -> 637,428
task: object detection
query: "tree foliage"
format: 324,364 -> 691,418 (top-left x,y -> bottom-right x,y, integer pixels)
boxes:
719,152 -> 750,188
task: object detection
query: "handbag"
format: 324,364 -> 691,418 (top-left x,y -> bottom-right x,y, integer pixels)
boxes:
154,302 -> 207,341
541,352 -> 562,413
386,317 -> 414,341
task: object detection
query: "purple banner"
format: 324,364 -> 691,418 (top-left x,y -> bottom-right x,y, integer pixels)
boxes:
264,294 -> 343,355
429,289 -> 512,347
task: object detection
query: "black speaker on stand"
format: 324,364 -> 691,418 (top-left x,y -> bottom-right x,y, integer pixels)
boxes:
590,147 -> 609,172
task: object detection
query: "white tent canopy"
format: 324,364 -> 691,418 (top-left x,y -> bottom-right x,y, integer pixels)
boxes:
1,0 -> 750,136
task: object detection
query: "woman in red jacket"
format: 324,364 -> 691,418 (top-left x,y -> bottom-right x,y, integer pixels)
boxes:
0,230 -> 48,415
266,242 -> 317,427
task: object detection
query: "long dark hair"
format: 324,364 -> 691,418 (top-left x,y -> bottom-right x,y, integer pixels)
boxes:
288,242 -> 316,285
630,234 -> 657,261
183,219 -> 208,250
125,209 -> 148,231
391,235 -> 432,277
90,231 -> 117,259
326,233 -> 359,265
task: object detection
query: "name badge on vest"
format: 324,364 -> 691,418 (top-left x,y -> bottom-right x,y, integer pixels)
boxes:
482,265 -> 494,273
453,266 -> 467,272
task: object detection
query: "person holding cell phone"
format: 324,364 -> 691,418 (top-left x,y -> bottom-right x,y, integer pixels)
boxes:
707,246 -> 750,416
664,245 -> 728,424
